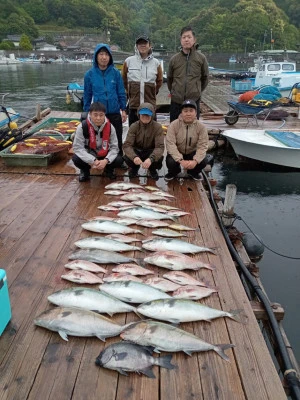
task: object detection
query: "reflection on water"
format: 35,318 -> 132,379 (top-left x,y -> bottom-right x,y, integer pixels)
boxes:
1,63 -> 299,363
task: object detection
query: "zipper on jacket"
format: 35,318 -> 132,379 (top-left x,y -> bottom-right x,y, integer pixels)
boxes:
185,125 -> 189,154
184,52 -> 190,99
102,71 -> 108,111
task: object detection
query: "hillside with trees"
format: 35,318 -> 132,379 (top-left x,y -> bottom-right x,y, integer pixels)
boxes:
0,0 -> 299,52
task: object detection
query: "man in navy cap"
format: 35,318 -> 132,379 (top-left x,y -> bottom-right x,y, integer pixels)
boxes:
123,102 -> 164,180
165,99 -> 212,181
122,35 -> 163,126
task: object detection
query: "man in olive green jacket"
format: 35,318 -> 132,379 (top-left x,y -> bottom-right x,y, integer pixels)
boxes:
123,102 -> 164,180
167,26 -> 209,122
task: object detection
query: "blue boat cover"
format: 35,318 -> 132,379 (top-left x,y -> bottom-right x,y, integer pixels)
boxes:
265,131 -> 300,148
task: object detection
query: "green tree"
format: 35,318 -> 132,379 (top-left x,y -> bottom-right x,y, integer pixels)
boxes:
0,40 -> 15,50
19,33 -> 33,50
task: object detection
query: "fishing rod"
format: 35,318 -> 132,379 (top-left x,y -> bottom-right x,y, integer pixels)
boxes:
202,170 -> 300,400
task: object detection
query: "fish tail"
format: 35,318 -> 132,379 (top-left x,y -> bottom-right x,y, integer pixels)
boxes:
214,343 -> 235,362
157,354 -> 177,370
228,309 -> 243,323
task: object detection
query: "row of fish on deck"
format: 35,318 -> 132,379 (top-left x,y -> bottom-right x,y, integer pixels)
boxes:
34,181 -> 239,378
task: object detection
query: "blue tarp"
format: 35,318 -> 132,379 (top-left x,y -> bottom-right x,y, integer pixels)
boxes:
265,131 -> 300,148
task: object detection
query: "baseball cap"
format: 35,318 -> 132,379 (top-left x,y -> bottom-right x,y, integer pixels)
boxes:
139,108 -> 153,116
181,99 -> 197,110
136,34 -> 150,44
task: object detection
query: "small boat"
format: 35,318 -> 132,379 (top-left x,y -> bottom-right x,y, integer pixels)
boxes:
0,94 -> 20,130
229,55 -> 237,63
254,60 -> 300,97
222,129 -> 300,169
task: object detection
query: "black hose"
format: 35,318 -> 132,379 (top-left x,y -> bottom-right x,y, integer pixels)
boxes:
202,171 -> 300,400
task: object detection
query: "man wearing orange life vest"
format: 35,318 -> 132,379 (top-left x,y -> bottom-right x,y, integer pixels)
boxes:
72,102 -> 123,181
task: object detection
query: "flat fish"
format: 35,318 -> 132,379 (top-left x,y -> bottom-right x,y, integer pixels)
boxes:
172,285 -> 218,300
103,273 -> 143,283
34,307 -> 123,341
65,260 -> 108,273
74,237 -> 141,252
142,238 -> 216,254
82,220 -> 143,235
61,270 -> 103,284
69,249 -> 140,265
112,264 -> 154,276
105,234 -> 142,243
152,229 -> 187,238
144,277 -> 181,292
163,271 -> 207,287
95,341 -> 176,378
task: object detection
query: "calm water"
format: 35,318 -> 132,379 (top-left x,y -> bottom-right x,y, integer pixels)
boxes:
1,62 -> 299,363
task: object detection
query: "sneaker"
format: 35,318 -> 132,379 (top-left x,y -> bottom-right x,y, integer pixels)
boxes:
129,168 -> 139,178
164,172 -> 176,181
149,169 -> 159,181
78,170 -> 90,182
104,169 -> 116,180
187,172 -> 203,181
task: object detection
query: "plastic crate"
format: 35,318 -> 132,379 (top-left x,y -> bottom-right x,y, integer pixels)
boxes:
0,269 -> 11,335
231,79 -> 253,93
27,117 -> 79,139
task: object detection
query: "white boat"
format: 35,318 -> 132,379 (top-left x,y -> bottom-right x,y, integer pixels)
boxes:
0,52 -> 21,65
229,55 -> 237,63
222,129 -> 300,169
254,60 -> 300,97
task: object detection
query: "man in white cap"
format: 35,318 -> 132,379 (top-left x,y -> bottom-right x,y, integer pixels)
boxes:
165,99 -> 212,181
123,102 -> 164,180
122,35 -> 163,126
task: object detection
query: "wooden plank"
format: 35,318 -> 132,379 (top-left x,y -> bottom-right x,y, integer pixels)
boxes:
251,301 -> 285,321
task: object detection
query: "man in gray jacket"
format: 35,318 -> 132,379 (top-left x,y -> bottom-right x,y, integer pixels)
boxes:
167,26 -> 209,122
72,102 -> 123,181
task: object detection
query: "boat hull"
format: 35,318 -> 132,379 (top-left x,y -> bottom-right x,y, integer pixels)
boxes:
222,129 -> 300,169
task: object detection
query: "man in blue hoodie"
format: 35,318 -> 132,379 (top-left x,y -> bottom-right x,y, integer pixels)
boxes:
83,44 -> 127,156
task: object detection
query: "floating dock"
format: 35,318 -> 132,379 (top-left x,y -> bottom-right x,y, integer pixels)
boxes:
0,111 -> 290,399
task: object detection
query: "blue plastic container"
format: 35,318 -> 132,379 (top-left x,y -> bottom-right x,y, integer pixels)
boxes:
231,79 -> 253,93
0,269 -> 11,335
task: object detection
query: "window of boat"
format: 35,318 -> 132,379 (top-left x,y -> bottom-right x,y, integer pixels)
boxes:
282,64 -> 295,71
267,64 -> 280,71
259,65 -> 265,71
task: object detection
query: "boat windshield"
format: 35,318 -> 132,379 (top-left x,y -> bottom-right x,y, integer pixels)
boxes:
282,64 -> 295,71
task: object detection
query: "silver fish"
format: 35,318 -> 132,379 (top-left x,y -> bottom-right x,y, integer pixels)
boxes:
95,341 -> 176,378
105,234 -> 141,243
118,207 -> 175,221
121,320 -> 234,361
103,273 -> 143,283
112,264 -> 154,276
137,299 -> 241,323
144,277 -> 181,292
104,190 -> 128,195
74,237 -> 141,252
168,224 -> 196,231
144,251 -> 215,271
136,220 -> 170,228
105,182 -> 144,190
48,287 -> 136,316
97,205 -> 119,211
154,191 -> 175,198
82,220 -> 143,235
144,186 -> 160,191
132,202 -> 167,213
65,260 -> 108,273
106,201 -> 133,208
120,193 -> 170,202
34,307 -> 123,341
99,281 -> 171,303
163,271 -> 207,287
167,210 -> 190,217
172,285 -> 218,300
152,229 -> 187,238
142,238 -> 216,254
61,270 -> 103,284
69,249 -> 140,265
132,200 -> 178,211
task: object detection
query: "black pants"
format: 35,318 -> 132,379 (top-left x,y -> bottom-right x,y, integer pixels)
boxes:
72,154 -> 123,174
106,113 -> 123,154
170,99 -> 201,122
123,148 -> 163,172
166,152 -> 213,175
128,108 -> 157,126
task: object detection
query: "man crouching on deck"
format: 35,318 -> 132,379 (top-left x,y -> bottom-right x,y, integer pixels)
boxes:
72,102 -> 123,181
165,99 -> 213,182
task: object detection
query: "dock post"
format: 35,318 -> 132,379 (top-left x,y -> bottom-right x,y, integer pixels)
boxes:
222,184 -> 237,227
36,104 -> 41,121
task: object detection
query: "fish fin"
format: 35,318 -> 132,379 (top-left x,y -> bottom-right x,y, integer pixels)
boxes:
142,368 -> 156,378
228,309 -> 243,323
58,330 -> 69,341
134,310 -> 143,319
96,335 -> 106,342
115,352 -> 128,361
214,344 -> 235,362
106,312 -> 114,317
153,347 -> 161,354
116,368 -> 129,376
183,350 -> 193,356
157,354 -> 177,370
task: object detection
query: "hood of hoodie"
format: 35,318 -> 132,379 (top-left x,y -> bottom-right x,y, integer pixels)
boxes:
137,102 -> 155,119
93,43 -> 113,68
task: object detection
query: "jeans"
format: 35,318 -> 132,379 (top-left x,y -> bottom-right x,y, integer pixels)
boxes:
72,154 -> 123,174
123,148 -> 163,172
166,152 -> 213,175
170,99 -> 201,122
